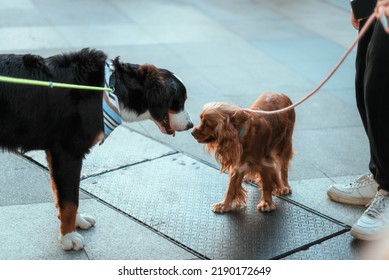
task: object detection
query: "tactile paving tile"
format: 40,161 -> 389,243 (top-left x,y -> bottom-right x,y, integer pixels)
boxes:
283,232 -> 362,260
81,153 -> 347,259
24,126 -> 175,178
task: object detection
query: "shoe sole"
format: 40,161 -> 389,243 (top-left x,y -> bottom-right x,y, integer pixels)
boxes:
326,188 -> 372,206
351,227 -> 389,241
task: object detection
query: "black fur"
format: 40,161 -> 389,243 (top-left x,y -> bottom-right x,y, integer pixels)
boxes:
0,49 -> 106,155
111,59 -> 187,122
0,48 -> 190,249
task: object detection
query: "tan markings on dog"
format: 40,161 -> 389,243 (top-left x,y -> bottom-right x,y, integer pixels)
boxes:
138,64 -> 164,84
92,131 -> 104,145
59,203 -> 77,235
46,151 -> 59,209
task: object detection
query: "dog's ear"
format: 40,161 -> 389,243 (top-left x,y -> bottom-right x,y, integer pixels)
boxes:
138,64 -> 163,88
214,114 -> 242,173
138,64 -> 170,121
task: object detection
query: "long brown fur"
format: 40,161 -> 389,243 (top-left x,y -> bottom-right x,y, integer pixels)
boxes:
192,92 -> 295,213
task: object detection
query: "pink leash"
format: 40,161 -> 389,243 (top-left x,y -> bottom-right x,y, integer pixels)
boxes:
243,13 -> 377,115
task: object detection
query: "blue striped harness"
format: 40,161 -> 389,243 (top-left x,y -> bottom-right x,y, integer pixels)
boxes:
102,63 -> 122,141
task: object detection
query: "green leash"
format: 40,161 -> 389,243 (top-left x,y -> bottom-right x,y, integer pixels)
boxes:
0,75 -> 112,92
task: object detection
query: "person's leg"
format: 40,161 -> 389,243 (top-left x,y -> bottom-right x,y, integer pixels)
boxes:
364,22 -> 389,191
356,18 -> 377,176
351,22 -> 389,240
327,19 -> 378,206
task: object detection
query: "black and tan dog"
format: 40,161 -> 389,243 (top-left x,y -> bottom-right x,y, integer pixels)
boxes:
0,48 -> 193,250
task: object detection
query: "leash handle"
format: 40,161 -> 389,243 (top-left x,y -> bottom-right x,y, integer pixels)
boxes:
244,12 -> 377,115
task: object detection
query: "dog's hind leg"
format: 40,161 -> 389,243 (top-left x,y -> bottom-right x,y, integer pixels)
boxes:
279,154 -> 293,196
278,111 -> 295,196
212,170 -> 246,213
257,164 -> 279,212
278,140 -> 294,196
46,149 -> 92,250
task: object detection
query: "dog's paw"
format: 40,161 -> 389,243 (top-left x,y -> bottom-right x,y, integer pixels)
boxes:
278,186 -> 292,196
233,201 -> 246,210
76,213 -> 96,230
257,201 -> 276,212
212,202 -> 232,213
272,185 -> 292,196
60,231 -> 85,251
280,186 -> 292,195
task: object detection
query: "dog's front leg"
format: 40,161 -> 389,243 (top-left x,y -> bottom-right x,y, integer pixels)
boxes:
212,170 -> 245,213
46,150 -> 91,251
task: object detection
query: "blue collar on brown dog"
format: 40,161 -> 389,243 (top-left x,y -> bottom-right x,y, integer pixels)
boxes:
238,126 -> 246,138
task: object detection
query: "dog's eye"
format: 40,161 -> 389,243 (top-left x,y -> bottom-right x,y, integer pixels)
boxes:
170,99 -> 184,111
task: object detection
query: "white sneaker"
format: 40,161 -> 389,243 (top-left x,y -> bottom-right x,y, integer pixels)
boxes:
351,190 -> 389,241
327,173 -> 378,206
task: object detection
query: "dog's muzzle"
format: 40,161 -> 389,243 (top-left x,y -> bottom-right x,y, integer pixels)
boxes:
169,110 -> 193,132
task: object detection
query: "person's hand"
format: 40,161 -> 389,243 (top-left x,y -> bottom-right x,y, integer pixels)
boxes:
376,0 -> 389,33
351,10 -> 361,30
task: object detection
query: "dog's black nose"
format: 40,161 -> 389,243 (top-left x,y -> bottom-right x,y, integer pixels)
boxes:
187,122 -> 194,130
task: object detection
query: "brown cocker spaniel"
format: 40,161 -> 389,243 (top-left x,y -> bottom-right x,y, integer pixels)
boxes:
192,92 -> 295,213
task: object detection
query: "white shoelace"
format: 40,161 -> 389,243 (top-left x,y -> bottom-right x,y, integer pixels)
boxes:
366,194 -> 389,218
346,174 -> 375,189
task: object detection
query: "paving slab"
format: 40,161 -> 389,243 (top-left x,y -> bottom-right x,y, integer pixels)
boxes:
283,232 -> 363,260
0,26 -> 70,52
181,0 -> 281,22
0,0 -> 36,10
294,127 -> 370,178
252,36 -> 355,93
0,6 -> 48,27
0,152 -> 53,206
0,0 -> 371,261
260,0 -> 355,48
25,126 -> 176,179
0,199 -> 196,260
56,24 -> 156,49
287,176 -> 366,227
80,199 -> 197,260
112,0 -> 239,45
101,45 -> 190,71
324,0 -> 350,10
292,91 -> 362,131
81,153 -> 348,260
0,202 -> 89,260
32,0 -> 128,26
225,17 -> 315,41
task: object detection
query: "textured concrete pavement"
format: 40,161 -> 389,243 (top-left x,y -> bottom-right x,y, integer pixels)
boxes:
0,0 -> 371,259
